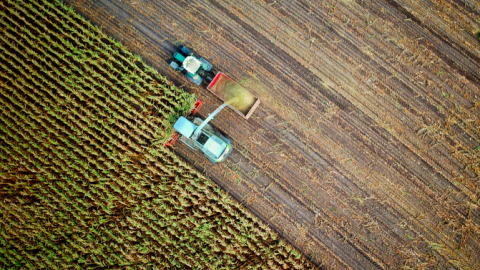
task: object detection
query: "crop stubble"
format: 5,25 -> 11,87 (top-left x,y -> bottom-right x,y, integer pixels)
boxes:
0,0 -> 317,269
63,0 -> 480,269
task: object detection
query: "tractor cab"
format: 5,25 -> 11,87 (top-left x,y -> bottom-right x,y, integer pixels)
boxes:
168,46 -> 215,85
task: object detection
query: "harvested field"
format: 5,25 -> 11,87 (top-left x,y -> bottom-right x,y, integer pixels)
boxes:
0,0 -> 316,269
64,0 -> 480,269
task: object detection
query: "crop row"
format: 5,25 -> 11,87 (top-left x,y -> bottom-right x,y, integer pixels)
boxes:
0,0 -> 316,269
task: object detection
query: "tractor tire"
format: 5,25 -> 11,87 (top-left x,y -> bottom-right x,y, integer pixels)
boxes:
168,60 -> 180,71
205,72 -> 215,84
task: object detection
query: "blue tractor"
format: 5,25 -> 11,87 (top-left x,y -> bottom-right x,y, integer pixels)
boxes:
168,45 -> 216,86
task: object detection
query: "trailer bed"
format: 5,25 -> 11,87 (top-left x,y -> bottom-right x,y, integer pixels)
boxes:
207,72 -> 260,119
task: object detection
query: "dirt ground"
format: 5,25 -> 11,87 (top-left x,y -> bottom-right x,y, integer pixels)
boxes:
64,0 -> 480,268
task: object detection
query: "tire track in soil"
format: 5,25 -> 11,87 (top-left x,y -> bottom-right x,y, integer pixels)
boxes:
197,1 -> 480,264
258,0 -> 478,199
64,0 -> 480,269
378,0 -> 480,83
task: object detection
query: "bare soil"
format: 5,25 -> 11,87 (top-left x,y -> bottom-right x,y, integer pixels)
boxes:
64,0 -> 480,269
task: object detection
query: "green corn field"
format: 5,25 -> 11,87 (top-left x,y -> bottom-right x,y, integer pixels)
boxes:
0,0 -> 316,269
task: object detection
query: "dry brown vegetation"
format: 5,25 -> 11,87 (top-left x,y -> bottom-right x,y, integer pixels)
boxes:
63,0 -> 479,269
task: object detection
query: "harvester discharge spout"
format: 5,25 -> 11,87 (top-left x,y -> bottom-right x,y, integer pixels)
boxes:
193,98 -> 239,139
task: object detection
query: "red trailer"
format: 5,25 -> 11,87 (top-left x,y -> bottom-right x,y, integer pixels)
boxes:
207,72 -> 261,119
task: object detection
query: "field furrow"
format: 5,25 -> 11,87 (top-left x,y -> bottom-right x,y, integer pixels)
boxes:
62,0 -> 480,268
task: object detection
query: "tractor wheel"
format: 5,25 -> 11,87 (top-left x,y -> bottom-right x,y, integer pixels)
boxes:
168,60 -> 180,71
205,72 -> 215,84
